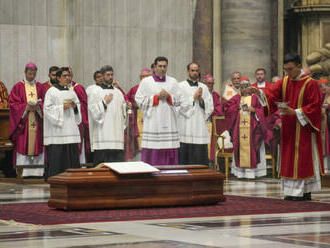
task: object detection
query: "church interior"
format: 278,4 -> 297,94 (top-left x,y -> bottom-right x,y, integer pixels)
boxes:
1,0 -> 330,247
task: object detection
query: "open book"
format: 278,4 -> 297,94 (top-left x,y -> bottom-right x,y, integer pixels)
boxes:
102,161 -> 160,174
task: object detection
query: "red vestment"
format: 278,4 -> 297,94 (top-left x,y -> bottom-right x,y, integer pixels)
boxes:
9,81 -> 44,165
42,81 -> 52,96
210,90 -> 224,160
263,75 -> 324,179
224,94 -> 267,168
251,81 -> 273,89
70,82 -> 90,156
118,85 -> 139,160
252,81 -> 278,147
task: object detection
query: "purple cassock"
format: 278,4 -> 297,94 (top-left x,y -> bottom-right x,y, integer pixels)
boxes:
224,94 -> 268,168
9,81 -> 44,165
139,74 -> 179,166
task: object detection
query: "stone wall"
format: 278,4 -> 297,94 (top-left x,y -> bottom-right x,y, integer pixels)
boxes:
0,0 -> 195,92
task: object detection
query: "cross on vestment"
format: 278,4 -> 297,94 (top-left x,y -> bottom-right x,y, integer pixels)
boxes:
29,92 -> 35,98
242,119 -> 248,126
242,134 -> 248,140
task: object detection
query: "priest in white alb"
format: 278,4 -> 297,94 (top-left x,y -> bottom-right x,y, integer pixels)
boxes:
135,56 -> 190,165
43,67 -> 81,180
178,62 -> 213,165
88,65 -> 127,165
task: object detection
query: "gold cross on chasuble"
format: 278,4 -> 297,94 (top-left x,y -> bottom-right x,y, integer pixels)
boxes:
24,82 -> 38,155
239,95 -> 252,168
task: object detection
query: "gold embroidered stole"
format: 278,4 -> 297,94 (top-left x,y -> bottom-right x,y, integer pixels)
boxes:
24,82 -> 38,155
239,95 -> 252,168
286,76 -> 312,178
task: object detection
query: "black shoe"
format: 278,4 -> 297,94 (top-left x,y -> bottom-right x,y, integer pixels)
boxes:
303,192 -> 312,201
284,196 -> 293,200
291,196 -> 306,201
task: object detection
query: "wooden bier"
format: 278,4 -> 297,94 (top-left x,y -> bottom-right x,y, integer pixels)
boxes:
48,165 -> 225,210
0,109 -> 13,150
0,109 -> 14,177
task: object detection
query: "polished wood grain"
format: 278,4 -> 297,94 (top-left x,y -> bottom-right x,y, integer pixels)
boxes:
48,165 -> 225,210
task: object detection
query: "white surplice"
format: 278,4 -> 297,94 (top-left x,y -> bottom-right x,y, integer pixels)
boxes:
177,81 -> 213,144
88,85 -> 126,150
135,75 -> 190,149
44,87 -> 81,145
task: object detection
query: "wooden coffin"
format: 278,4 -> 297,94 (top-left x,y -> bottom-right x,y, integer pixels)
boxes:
48,165 -> 225,210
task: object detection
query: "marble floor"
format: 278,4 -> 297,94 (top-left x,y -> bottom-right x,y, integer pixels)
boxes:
1,177 -> 330,247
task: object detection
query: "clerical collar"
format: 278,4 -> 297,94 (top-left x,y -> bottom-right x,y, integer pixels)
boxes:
187,79 -> 198,87
99,83 -> 114,89
257,81 -> 266,87
153,74 -> 166,82
53,83 -> 69,91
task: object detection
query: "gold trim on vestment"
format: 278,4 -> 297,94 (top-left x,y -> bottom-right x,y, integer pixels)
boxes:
282,76 -> 288,102
293,77 -> 312,179
239,95 -> 252,168
24,82 -> 38,155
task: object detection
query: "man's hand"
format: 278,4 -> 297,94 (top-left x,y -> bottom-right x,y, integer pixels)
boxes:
279,105 -> 295,115
158,89 -> 169,100
193,87 -> 203,100
63,102 -> 71,110
104,94 -> 113,104
248,106 -> 255,113
275,122 -> 282,129
246,86 -> 261,96
70,101 -> 77,108
322,103 -> 329,109
126,101 -> 132,109
26,103 -> 37,112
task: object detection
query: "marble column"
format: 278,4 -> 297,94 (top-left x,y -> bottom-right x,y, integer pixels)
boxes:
220,0 -> 272,86
193,0 -> 213,77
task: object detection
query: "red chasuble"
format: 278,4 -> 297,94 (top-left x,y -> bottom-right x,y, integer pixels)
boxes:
252,81 -> 278,146
251,81 -> 273,89
42,81 -> 52,96
70,82 -> 90,155
9,81 -> 44,164
117,85 -> 139,160
263,75 -> 324,179
224,94 -> 267,168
